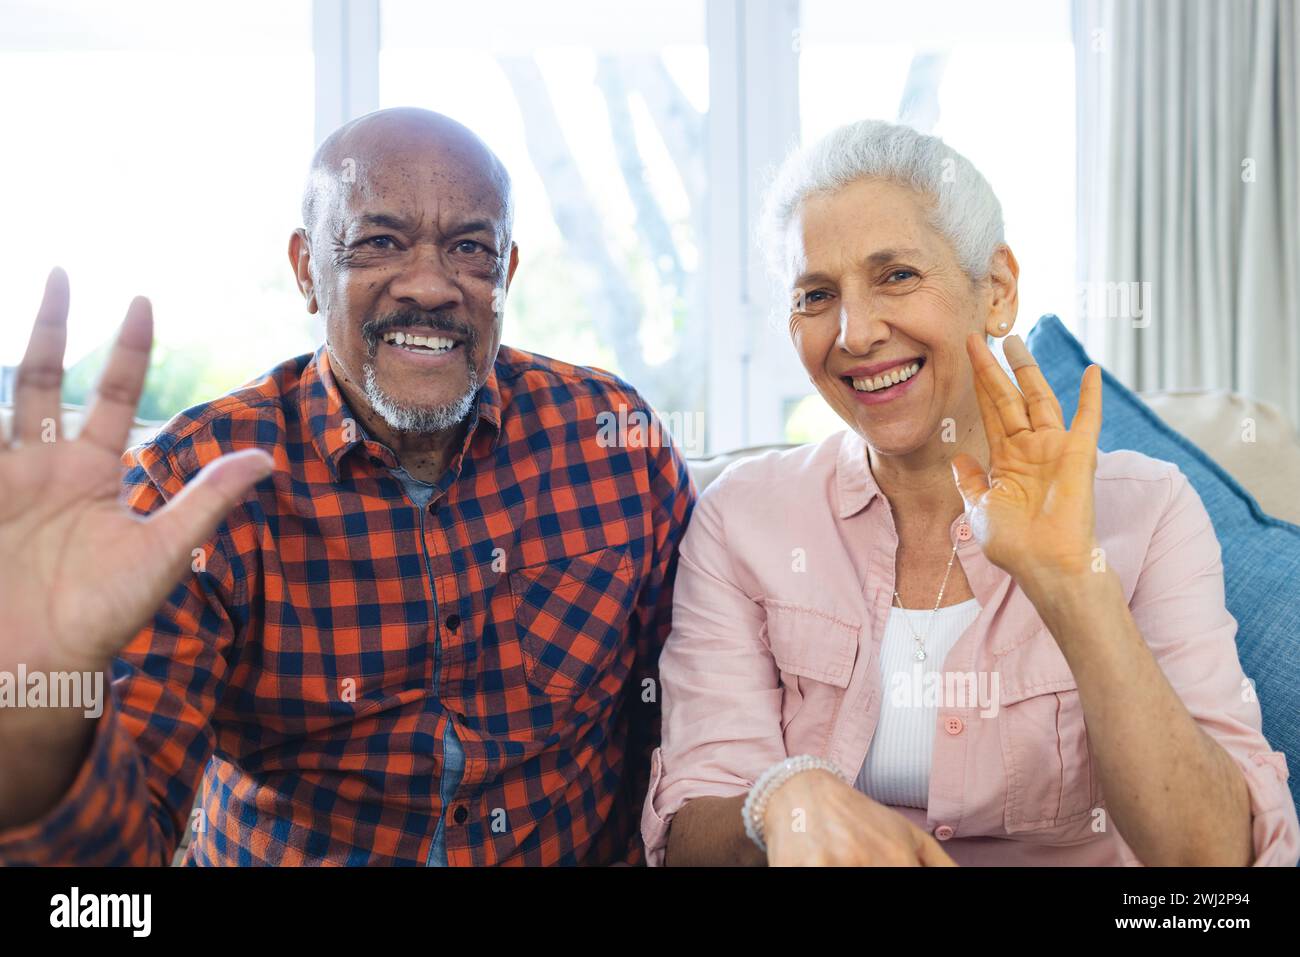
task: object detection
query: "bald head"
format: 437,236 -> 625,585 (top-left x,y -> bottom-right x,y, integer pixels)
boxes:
301,107 -> 513,243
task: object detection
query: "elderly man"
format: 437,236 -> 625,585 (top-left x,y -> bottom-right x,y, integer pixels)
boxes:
0,108 -> 694,865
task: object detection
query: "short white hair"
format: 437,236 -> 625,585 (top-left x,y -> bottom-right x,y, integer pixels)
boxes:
758,119 -> 1005,288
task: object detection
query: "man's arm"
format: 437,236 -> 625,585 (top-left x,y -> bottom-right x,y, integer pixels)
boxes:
664,794 -> 765,866
0,452 -> 244,865
598,404 -> 696,865
0,272 -> 267,862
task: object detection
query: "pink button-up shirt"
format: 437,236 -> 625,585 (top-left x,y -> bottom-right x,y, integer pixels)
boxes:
642,430 -> 1300,866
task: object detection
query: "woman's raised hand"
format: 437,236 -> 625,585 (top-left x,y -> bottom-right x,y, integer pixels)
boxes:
950,332 -> 1103,587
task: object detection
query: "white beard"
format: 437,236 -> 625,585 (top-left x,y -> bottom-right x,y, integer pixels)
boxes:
362,362 -> 478,434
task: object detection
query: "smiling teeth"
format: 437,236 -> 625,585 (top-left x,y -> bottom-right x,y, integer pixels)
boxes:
382,331 -> 457,353
852,361 -> 921,392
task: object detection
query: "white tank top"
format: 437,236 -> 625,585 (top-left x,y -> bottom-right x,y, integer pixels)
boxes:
854,598 -> 982,809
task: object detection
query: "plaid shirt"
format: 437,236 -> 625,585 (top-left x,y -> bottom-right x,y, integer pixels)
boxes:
0,344 -> 694,865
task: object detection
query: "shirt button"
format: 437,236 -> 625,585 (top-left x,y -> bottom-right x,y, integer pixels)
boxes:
452,805 -> 468,825
944,716 -> 964,735
445,614 -> 460,633
956,522 -> 973,542
934,824 -> 955,840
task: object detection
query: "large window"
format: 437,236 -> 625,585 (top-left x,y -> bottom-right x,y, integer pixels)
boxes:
782,0 -> 1076,443
1,0 -> 1076,455
0,0 -> 316,420
380,0 -> 710,452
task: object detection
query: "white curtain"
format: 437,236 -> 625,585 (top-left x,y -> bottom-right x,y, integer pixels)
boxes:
1074,0 -> 1300,430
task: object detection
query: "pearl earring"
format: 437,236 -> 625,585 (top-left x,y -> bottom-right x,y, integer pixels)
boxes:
997,322 -> 1009,331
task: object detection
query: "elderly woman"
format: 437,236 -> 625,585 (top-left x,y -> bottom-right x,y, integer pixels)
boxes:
641,120 -> 1300,866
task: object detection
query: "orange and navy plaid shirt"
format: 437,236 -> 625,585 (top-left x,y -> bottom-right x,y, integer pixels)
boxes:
0,344 -> 694,865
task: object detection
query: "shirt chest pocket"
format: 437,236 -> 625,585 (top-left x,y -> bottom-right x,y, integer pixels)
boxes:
762,600 -> 860,751
508,544 -> 638,699
994,632 -> 1102,841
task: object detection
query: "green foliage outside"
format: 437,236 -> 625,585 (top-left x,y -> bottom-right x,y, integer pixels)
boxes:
61,341 -> 269,424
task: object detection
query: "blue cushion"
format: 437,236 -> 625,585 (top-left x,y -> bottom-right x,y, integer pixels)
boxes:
1026,315 -> 1300,828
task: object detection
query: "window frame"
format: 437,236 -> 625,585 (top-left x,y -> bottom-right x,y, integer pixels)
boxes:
319,0 -> 801,454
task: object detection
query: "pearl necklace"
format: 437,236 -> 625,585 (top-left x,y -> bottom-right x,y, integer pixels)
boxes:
892,540 -> 960,662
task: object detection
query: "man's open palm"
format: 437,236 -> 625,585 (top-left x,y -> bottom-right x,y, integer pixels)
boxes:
0,268 -> 273,678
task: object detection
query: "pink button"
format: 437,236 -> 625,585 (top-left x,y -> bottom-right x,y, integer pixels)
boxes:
956,523 -> 973,542
944,717 -> 964,735
935,825 -> 954,840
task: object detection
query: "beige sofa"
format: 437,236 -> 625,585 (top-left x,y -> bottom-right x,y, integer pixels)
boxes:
687,391 -> 1300,522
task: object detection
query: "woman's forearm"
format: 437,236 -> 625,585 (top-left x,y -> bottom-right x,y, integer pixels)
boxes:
1022,567 -> 1254,866
664,795 -> 767,866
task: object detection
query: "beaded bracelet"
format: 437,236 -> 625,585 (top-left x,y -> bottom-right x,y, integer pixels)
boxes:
741,754 -> 846,852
